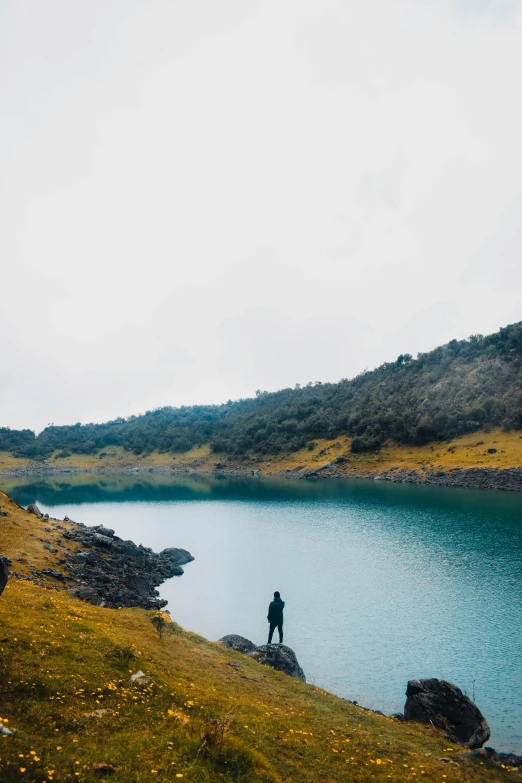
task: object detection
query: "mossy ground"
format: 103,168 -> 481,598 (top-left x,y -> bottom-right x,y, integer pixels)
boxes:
0,494 -> 517,783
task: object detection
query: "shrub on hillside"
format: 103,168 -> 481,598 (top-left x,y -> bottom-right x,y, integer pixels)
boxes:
350,436 -> 383,454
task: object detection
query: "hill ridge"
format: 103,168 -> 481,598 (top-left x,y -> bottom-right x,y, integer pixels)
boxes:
1,321 -> 521,461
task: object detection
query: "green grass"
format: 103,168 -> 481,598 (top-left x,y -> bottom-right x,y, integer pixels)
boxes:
0,578 -> 514,783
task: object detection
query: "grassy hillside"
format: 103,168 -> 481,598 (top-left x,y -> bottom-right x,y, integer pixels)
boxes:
1,322 -> 521,462
0,493 -> 515,783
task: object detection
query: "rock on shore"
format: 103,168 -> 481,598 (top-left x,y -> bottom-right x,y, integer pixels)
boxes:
219,634 -> 257,654
219,635 -> 306,681
404,678 -> 490,749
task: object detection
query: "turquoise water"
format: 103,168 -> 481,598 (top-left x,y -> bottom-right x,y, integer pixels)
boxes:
4,474 -> 521,752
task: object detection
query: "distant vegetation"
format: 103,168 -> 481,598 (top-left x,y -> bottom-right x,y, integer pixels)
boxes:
2,322 -> 521,460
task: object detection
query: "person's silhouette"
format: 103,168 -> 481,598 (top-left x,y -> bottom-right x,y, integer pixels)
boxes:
267,590 -> 285,645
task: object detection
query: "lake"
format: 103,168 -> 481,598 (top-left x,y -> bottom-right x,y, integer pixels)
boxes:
3,472 -> 521,752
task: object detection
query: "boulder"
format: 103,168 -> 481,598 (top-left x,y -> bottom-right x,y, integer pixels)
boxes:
218,636 -> 306,680
219,634 -> 257,654
97,526 -> 115,538
0,555 -> 10,597
130,670 -> 153,687
165,564 -> 184,576
69,586 -> 104,605
124,574 -> 150,597
119,540 -> 139,556
41,569 -> 67,582
248,645 -> 306,681
27,504 -> 43,518
404,679 -> 490,749
161,547 -> 194,565
93,533 -> 113,548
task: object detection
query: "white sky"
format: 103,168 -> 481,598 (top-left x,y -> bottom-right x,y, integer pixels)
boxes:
1,0 -> 522,432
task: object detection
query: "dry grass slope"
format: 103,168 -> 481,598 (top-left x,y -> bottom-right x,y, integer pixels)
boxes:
261,429 -> 522,475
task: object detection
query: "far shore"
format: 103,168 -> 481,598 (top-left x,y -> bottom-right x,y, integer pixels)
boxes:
1,428 -> 522,492
1,458 -> 522,493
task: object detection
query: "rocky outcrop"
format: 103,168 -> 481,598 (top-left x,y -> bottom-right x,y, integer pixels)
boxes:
296,464 -> 522,492
219,635 -> 306,681
248,644 -> 306,681
404,678 -> 490,749
219,634 -> 257,654
161,548 -> 194,565
0,555 -> 10,597
13,505 -> 194,611
97,526 -> 115,538
92,533 -> 113,547
59,523 -> 194,610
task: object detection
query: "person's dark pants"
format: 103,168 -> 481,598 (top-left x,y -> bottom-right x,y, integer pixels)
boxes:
268,621 -> 283,644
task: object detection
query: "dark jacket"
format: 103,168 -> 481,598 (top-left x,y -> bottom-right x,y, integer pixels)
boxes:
267,597 -> 285,623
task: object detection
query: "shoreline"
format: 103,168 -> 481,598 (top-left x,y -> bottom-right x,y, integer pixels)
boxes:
286,463 -> 522,492
1,461 -> 522,492
2,493 -> 194,610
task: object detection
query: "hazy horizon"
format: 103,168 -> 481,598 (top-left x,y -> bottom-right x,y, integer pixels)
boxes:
2,1 -> 522,432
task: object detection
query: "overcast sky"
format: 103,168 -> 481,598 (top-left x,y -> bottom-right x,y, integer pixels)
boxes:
2,0 -> 522,433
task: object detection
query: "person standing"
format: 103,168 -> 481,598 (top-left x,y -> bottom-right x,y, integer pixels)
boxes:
267,590 -> 285,645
